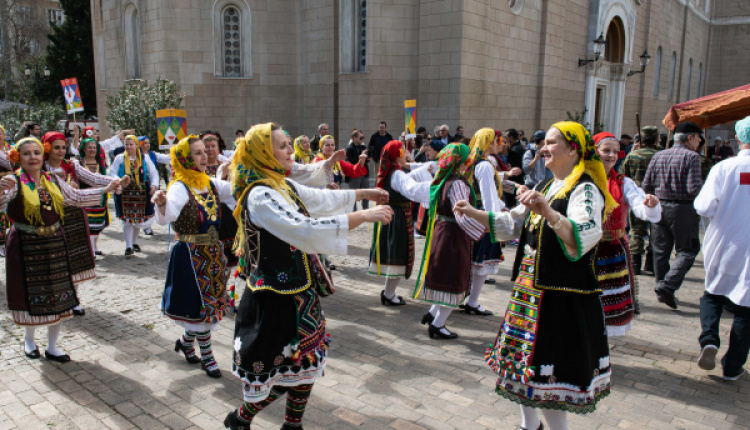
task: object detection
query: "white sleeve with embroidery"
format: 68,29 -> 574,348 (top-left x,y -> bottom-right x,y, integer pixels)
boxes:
490,204 -> 529,241
211,178 -> 237,210
108,154 -> 124,179
0,150 -> 12,171
73,160 -> 116,187
623,177 -> 661,223
245,186 -> 349,256
565,182 -> 604,259
156,182 -> 190,225
390,170 -> 431,206
100,135 -> 123,152
0,176 -> 19,211
291,180 -> 354,218
476,161 -> 505,212
57,179 -> 104,207
289,162 -> 332,188
449,181 -> 485,240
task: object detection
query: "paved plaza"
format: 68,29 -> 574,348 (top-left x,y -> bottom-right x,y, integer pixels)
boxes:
0,205 -> 748,430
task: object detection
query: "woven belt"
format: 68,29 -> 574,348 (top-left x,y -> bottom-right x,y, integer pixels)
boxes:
13,221 -> 61,236
435,215 -> 457,224
602,227 -> 626,241
177,226 -> 220,245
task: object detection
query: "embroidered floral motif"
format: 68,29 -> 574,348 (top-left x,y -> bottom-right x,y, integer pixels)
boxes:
278,272 -> 289,283
273,355 -> 284,366
252,361 -> 264,373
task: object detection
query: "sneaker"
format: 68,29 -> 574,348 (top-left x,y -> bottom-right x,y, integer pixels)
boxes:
722,369 -> 746,381
508,239 -> 520,246
143,228 -> 154,236
697,345 -> 718,370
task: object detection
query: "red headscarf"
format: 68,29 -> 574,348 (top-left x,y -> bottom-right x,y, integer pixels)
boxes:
376,140 -> 404,189
593,132 -> 627,231
83,126 -> 96,138
41,132 -> 67,154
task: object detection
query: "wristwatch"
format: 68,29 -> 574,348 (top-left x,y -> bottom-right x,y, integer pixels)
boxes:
550,213 -> 565,230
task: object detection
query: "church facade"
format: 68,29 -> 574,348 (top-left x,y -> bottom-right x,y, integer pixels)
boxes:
90,0 -> 750,143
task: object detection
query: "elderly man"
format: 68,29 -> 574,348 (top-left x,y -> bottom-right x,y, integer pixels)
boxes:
642,121 -> 703,309
309,123 -> 329,153
435,124 -> 451,145
694,116 -> 750,381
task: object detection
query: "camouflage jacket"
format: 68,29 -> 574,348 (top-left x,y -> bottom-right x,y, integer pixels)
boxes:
620,147 -> 660,186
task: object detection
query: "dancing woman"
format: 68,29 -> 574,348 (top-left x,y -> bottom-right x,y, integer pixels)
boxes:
292,135 -> 314,164
77,138 -> 114,255
413,143 -> 484,339
594,132 -> 661,336
455,122 -> 616,430
200,131 -> 238,267
152,135 -> 236,378
312,135 -> 367,188
0,125 -> 12,257
223,123 -> 391,430
368,140 -> 432,305
108,135 -> 159,255
0,137 -> 126,362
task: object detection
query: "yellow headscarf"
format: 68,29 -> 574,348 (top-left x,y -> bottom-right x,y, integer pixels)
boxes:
12,137 -> 66,224
313,135 -> 342,176
123,135 -> 143,187
550,121 -> 617,217
465,128 -> 503,198
293,135 -> 313,164
168,135 -> 210,191
230,123 -> 292,253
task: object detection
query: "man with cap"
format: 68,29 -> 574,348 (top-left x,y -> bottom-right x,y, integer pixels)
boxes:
642,121 -> 704,309
693,115 -> 750,381
522,130 -> 550,188
621,126 -> 661,274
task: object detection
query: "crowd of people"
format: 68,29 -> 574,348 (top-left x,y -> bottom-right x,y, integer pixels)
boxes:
0,115 -> 748,430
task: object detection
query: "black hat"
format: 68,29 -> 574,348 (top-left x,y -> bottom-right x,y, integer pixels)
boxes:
674,121 -> 703,135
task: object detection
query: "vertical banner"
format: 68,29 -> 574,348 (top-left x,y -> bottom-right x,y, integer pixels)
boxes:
404,99 -> 417,134
156,109 -> 187,150
60,78 -> 84,114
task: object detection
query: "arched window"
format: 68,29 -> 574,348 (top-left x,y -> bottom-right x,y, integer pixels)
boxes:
697,63 -> 703,97
653,47 -> 662,97
604,17 -> 625,63
668,52 -> 677,100
340,0 -> 367,73
124,3 -> 141,79
213,1 -> 252,78
685,58 -> 693,100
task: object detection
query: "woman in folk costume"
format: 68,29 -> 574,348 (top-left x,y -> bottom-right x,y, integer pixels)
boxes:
455,122 -> 616,430
413,140 -> 445,236
43,132 -> 120,316
201,131 -> 239,267
0,137 -> 126,362
0,125 -> 13,257
77,137 -> 114,255
368,140 -> 433,305
223,123 -> 391,430
201,131 -> 231,177
312,135 -> 367,188
108,135 -> 159,255
413,143 -> 485,339
463,128 -> 506,316
138,136 -> 170,234
152,135 -> 236,378
292,135 -> 314,164
593,132 -> 661,336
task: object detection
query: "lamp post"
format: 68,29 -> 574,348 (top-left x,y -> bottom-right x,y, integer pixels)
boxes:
24,64 -> 51,101
579,34 -> 606,67
627,49 -> 651,77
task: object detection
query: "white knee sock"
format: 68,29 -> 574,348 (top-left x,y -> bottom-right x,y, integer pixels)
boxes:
89,235 -> 99,253
432,306 -> 452,328
383,278 -> 400,300
520,405 -> 541,430
123,224 -> 134,248
130,224 -> 140,246
24,327 -> 37,353
428,304 -> 438,316
47,323 -> 64,356
466,274 -> 487,308
541,409 -> 568,430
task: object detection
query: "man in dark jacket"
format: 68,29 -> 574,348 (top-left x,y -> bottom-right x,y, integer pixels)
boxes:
504,128 -> 525,207
346,129 -> 370,210
367,121 -> 393,163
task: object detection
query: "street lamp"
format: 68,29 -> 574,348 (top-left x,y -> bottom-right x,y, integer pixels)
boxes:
579,33 -> 606,67
24,64 -> 51,100
627,49 -> 651,77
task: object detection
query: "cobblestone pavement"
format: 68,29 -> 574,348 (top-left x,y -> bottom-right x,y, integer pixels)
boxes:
1,203 -> 748,430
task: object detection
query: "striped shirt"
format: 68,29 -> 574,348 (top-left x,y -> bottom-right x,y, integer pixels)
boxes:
449,180 -> 485,241
641,144 -> 702,201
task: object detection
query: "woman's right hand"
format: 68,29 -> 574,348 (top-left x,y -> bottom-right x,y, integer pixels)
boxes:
0,175 -> 16,192
363,205 -> 394,225
453,200 -> 476,217
151,190 -> 167,206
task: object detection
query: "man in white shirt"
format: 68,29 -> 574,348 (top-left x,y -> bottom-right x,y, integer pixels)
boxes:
694,115 -> 750,381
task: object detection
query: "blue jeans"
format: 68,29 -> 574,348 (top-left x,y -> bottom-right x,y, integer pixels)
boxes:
699,292 -> 750,377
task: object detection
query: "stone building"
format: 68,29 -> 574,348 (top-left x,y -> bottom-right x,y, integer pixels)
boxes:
91,0 -> 750,144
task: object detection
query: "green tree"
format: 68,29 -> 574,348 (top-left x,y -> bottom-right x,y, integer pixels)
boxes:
0,103 -> 66,140
43,0 -> 96,115
105,79 -> 185,148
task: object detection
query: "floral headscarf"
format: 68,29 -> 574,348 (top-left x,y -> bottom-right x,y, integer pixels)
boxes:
375,140 -> 404,189
10,137 -> 66,224
293,135 -> 313,164
169,134 -> 210,191
550,121 -> 617,217
413,143 -> 474,299
78,138 -> 107,174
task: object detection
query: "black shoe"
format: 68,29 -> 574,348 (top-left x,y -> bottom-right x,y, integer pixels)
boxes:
132,244 -> 141,252
224,410 -> 250,430
380,290 -> 406,306
328,264 -> 336,270
420,312 -> 435,325
463,303 -> 493,316
201,361 -> 222,378
428,324 -> 458,339
25,348 -> 41,359
124,248 -> 134,256
281,424 -> 304,430
143,228 -> 154,236
94,250 -> 104,256
655,288 -> 677,309
484,278 -> 496,284
73,308 -> 85,316
45,351 -> 71,363
644,252 -> 654,274
174,339 -> 201,364
518,423 -> 544,430
632,254 -> 642,275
